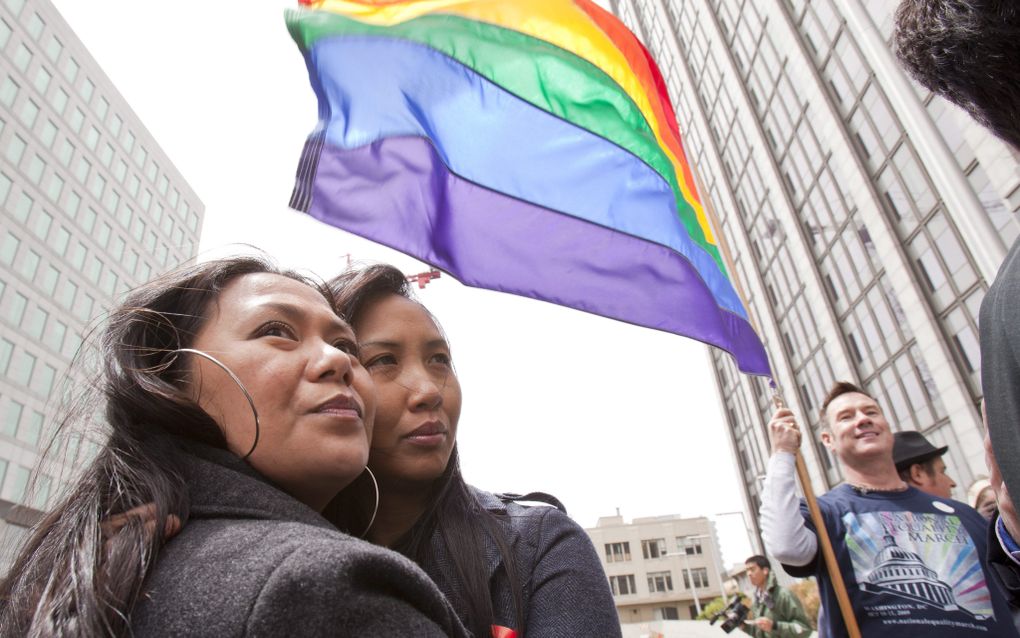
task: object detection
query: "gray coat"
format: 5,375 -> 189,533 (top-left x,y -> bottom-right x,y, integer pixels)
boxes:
130,444 -> 468,637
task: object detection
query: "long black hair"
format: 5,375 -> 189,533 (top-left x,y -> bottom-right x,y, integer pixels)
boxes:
327,264 -> 525,637
0,256 -> 334,636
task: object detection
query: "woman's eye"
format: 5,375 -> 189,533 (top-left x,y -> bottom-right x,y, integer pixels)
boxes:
333,340 -> 360,357
257,321 -> 296,340
430,353 -> 453,367
364,354 -> 397,369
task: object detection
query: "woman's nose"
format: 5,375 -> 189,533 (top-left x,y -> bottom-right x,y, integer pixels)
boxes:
406,369 -> 443,410
314,343 -> 355,385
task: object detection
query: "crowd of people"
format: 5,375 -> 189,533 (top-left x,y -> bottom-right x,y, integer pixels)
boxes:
0,0 -> 1017,636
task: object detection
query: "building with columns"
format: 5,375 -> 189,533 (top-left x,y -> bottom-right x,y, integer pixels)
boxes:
608,0 -> 1020,539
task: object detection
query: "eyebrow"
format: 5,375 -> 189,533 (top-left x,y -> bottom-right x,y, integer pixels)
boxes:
260,301 -> 351,334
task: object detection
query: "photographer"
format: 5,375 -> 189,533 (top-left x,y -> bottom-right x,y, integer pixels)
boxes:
742,555 -> 810,637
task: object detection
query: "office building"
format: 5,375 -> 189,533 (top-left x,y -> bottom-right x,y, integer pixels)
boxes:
587,513 -> 727,623
609,0 -> 1020,540
1,0 -> 203,567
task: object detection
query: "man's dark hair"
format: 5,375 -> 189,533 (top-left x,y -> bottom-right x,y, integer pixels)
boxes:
898,457 -> 940,483
745,555 -> 771,571
819,381 -> 873,423
895,0 -> 1020,151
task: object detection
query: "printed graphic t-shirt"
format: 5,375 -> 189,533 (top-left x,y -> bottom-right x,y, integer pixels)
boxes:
785,484 -> 1019,637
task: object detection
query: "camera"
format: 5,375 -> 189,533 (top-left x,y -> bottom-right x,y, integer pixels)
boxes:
708,596 -> 750,633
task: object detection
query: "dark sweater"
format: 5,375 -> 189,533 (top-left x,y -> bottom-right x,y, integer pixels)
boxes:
130,445 -> 468,637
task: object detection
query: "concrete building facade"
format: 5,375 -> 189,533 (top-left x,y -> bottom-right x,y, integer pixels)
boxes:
608,0 -> 1020,540
586,513 -> 727,624
1,0 -> 202,568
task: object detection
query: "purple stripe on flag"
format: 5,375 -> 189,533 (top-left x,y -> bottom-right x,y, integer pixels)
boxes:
300,135 -> 770,375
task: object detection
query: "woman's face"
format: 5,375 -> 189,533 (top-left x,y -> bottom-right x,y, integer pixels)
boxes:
188,273 -> 375,511
354,294 -> 461,487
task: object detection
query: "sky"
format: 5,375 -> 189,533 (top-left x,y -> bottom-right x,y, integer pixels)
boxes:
48,0 -> 757,566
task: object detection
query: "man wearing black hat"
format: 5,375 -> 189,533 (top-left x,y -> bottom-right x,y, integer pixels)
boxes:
893,431 -> 957,500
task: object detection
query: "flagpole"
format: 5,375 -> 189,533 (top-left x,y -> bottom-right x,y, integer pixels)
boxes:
692,171 -> 861,637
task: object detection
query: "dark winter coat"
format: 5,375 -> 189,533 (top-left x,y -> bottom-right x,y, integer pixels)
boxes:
130,443 -> 468,637
417,488 -> 622,637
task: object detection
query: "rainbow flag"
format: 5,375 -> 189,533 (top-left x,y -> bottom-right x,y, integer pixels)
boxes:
287,0 -> 770,375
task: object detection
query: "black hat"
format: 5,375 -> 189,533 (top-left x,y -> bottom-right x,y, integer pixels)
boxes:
893,431 -> 948,472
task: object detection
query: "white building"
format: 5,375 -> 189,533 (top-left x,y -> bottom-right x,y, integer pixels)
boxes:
609,0 -> 1020,538
1,0 -> 202,568
586,513 -> 727,624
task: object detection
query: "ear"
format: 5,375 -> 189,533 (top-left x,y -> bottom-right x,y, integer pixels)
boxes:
908,464 -> 926,485
820,427 -> 834,449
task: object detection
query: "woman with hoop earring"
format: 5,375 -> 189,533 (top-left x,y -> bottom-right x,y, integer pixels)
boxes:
0,256 -> 467,637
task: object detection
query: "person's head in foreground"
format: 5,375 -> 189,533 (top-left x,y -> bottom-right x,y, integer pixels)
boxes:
895,0 -> 1020,151
0,256 -> 374,636
745,555 -> 772,590
893,431 -> 957,499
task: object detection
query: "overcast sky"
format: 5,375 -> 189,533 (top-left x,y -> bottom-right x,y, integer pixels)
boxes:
49,0 -> 758,566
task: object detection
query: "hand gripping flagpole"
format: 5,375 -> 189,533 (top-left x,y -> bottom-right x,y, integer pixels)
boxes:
692,169 -> 861,637
769,386 -> 861,638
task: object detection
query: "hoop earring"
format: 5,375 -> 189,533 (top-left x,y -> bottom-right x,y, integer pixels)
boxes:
359,466 -> 379,539
173,348 -> 260,460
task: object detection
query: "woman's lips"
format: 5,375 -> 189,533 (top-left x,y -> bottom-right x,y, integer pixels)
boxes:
404,422 -> 447,447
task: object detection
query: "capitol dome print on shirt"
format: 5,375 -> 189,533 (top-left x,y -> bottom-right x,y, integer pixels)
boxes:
844,511 -> 995,622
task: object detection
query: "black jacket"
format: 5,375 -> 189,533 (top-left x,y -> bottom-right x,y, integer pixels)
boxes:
417,488 -> 621,637
131,444 -> 468,637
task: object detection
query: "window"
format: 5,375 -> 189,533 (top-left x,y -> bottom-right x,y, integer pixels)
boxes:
0,171 -> 9,204
17,249 -> 40,280
1,232 -> 21,265
26,154 -> 45,184
80,78 -> 95,102
46,173 -> 63,201
68,107 -> 85,133
63,190 -> 81,218
13,192 -> 32,222
642,538 -> 667,559
89,172 -> 106,199
2,400 -> 23,437
44,319 -> 66,351
57,138 -> 74,166
10,349 -> 36,386
647,571 -> 674,593
19,98 -> 39,128
0,18 -> 10,48
58,279 -> 77,309
39,118 -> 57,147
38,264 -> 58,295
49,225 -> 69,254
658,607 -> 680,621
31,210 -> 52,239
33,362 -> 57,395
682,567 -> 710,589
5,465 -> 31,503
0,76 -> 18,107
84,125 -> 99,150
5,292 -> 28,325
79,207 -> 97,234
45,35 -> 62,61
678,537 -> 704,555
0,337 -> 13,374
23,304 -> 46,339
4,134 -> 26,165
99,142 -> 114,166
50,87 -> 68,114
96,97 -> 109,120
26,12 -> 44,39
609,574 -> 637,596
110,114 -> 122,137
13,43 -> 32,72
18,410 -> 43,446
33,66 -> 51,93
605,542 -> 631,563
